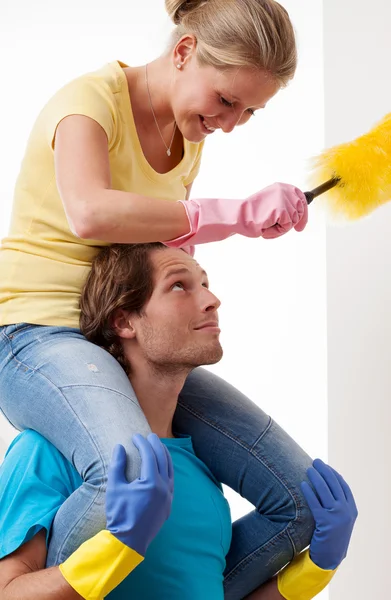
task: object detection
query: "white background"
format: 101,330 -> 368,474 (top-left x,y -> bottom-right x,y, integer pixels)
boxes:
1,0 -> 389,598
323,1 -> 391,598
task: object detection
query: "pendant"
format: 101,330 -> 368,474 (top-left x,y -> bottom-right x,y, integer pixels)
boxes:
167,149 -> 171,156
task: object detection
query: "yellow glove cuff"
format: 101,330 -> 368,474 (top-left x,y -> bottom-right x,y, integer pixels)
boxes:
59,530 -> 144,600
277,549 -> 337,600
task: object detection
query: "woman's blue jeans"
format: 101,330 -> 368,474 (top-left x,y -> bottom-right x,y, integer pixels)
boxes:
0,323 -> 314,599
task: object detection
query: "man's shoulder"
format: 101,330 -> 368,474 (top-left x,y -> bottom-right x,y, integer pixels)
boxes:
5,429 -> 54,453
5,429 -> 63,462
2,429 -> 82,489
0,430 -> 80,560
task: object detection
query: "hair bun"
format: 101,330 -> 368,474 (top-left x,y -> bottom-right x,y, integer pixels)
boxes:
165,0 -> 206,25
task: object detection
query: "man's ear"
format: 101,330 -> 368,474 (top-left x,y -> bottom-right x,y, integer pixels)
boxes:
112,309 -> 137,340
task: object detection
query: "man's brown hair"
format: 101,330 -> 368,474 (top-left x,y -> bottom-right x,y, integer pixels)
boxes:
79,242 -> 165,374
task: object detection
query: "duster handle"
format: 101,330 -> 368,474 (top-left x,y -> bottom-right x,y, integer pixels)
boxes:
305,177 -> 341,204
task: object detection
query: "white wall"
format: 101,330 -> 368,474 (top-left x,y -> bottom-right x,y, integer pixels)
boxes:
0,0 -> 329,596
323,1 -> 391,598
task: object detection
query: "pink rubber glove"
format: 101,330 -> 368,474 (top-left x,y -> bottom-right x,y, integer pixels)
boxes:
180,245 -> 195,257
164,182 -> 308,248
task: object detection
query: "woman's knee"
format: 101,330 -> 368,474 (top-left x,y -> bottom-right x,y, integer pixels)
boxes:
80,452 -> 109,489
247,420 -> 316,551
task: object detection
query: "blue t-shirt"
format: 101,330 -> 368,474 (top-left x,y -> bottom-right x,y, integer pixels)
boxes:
0,430 -> 232,599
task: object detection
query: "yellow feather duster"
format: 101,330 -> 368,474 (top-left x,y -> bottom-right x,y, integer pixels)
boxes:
306,112 -> 391,219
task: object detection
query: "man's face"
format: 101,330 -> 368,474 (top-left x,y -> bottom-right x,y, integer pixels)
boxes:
130,248 -> 222,371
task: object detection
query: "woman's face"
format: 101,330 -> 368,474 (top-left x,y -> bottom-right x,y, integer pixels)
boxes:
171,47 -> 280,143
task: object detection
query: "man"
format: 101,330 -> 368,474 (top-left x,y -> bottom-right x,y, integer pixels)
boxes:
0,244 -> 357,599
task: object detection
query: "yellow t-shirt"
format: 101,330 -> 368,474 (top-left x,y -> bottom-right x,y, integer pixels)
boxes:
0,60 -> 204,328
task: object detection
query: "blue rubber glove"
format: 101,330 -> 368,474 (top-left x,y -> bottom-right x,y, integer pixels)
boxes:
301,458 -> 358,570
106,433 -> 174,557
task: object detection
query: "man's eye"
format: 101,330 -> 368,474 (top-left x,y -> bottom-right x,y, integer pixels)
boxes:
221,97 -> 234,108
171,282 -> 185,290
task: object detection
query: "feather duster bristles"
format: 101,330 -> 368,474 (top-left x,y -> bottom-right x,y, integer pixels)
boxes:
309,113 -> 391,219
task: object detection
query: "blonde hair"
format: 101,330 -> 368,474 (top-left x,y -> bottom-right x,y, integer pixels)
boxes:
165,0 -> 297,87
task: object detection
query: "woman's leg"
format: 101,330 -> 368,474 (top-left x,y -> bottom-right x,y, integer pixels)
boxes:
0,323 -> 151,566
174,368 -> 315,600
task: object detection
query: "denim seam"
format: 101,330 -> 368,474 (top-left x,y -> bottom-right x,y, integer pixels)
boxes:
249,418 -> 273,449
224,509 -> 299,581
59,384 -> 142,409
177,397 -> 255,454
3,336 -> 109,563
250,422 -> 304,553
224,492 -> 308,581
224,525 -> 296,581
4,324 -> 37,336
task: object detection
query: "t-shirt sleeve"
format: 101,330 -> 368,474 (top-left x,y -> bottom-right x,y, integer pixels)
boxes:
43,76 -> 116,151
0,430 -> 82,559
183,140 -> 205,187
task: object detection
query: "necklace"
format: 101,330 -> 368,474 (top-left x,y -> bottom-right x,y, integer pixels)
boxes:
145,64 -> 177,157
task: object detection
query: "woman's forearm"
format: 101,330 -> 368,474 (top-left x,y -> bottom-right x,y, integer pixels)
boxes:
77,188 -> 190,243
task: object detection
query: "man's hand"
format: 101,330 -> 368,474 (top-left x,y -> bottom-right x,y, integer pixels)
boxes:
301,459 -> 358,570
60,433 -> 175,599
106,433 -> 174,556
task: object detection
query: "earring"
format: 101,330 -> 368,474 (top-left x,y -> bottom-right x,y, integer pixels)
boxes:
176,63 -> 182,69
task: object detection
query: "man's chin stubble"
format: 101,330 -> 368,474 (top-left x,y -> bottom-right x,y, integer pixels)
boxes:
186,344 -> 223,368
147,344 -> 223,374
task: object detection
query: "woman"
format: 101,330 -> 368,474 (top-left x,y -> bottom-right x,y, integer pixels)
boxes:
0,1 -> 313,598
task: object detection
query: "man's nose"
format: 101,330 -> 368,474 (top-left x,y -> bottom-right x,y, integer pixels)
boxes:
202,289 -> 221,311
